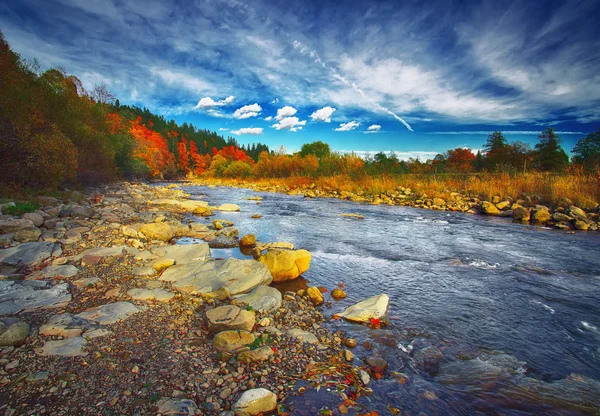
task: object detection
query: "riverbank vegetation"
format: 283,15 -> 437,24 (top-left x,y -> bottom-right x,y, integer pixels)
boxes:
2,32 -> 599,208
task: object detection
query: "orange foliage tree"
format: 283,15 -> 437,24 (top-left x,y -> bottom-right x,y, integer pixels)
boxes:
129,117 -> 175,177
446,147 -> 476,172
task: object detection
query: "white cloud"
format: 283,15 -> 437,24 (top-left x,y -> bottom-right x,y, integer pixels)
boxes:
231,127 -> 263,135
149,67 -> 211,94
264,116 -> 273,121
428,131 -> 587,135
194,95 -> 235,109
310,106 -> 336,122
233,103 -> 262,119
219,128 -> 229,131
272,116 -> 306,132
275,105 -> 297,121
367,124 -> 381,131
207,109 -> 227,118
335,120 -> 360,131
340,150 -> 439,161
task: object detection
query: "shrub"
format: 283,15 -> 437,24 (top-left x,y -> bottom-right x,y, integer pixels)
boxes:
3,201 -> 38,216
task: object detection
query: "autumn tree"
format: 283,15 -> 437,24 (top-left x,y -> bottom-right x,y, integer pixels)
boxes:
300,141 -> 331,160
446,148 -> 476,172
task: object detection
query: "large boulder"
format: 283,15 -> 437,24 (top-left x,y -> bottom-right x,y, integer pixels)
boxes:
233,286 -> 282,313
206,305 -> 255,333
151,243 -> 210,264
0,281 -> 71,315
307,286 -> 324,306
38,337 -> 87,357
168,259 -> 272,297
258,249 -> 311,282
13,226 -> 42,243
232,388 -> 277,416
22,212 -> 44,227
213,330 -> 254,352
140,223 -> 174,242
531,207 -> 551,223
335,294 -> 389,323
569,206 -> 588,220
512,206 -> 531,222
0,218 -> 35,234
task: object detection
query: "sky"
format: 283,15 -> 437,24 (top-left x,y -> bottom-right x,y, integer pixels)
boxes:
1,0 -> 600,159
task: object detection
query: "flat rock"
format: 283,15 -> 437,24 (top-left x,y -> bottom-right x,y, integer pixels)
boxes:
148,199 -> 209,211
73,246 -> 126,261
127,288 -> 174,302
217,203 -> 240,212
0,242 -> 59,267
140,223 -> 174,242
151,243 -> 210,264
29,265 -> 79,279
75,302 -> 142,325
206,305 -> 255,333
0,218 -> 35,234
169,259 -> 272,296
83,328 -> 112,340
39,313 -> 86,338
335,294 -> 389,323
133,266 -> 156,277
234,286 -> 282,313
73,277 -> 100,289
155,398 -> 199,415
286,328 -> 319,344
14,226 -> 42,243
0,281 -> 71,315
232,388 -> 277,415
38,336 -> 87,357
152,257 -> 175,271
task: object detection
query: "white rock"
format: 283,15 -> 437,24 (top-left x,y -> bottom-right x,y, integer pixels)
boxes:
217,203 -> 241,212
232,388 -> 277,415
234,286 -> 282,313
127,288 -> 174,302
335,294 -> 389,323
75,302 -> 142,325
38,337 -> 87,357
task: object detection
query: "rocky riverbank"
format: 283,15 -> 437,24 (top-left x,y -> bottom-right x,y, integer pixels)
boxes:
192,178 -> 600,232
0,183 -> 392,415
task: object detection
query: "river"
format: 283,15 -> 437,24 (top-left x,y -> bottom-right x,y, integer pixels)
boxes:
179,184 -> 600,415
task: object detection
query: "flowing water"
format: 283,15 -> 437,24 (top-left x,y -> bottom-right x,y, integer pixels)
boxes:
179,184 -> 600,415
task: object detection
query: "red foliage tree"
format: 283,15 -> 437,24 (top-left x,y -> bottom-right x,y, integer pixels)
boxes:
447,147 -> 476,172
129,116 -> 175,177
177,138 -> 190,174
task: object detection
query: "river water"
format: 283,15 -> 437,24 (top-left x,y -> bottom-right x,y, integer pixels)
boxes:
180,184 -> 600,415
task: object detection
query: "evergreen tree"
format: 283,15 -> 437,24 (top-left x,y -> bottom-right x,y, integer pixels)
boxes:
572,129 -> 600,172
533,128 -> 569,172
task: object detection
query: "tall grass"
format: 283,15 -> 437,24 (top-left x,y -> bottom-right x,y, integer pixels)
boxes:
200,171 -> 600,209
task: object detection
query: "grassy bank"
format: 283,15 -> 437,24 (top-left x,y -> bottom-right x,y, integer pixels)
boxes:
194,171 -> 600,210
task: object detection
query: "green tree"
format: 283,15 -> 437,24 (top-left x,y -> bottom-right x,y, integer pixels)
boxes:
572,129 -> 600,172
300,140 -> 331,160
533,128 -> 569,172
484,131 -> 510,171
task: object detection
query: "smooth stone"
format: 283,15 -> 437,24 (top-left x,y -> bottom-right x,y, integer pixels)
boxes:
335,294 -> 390,323
0,321 -> 30,346
38,337 -> 87,357
307,286 -> 324,306
75,302 -> 142,325
213,330 -> 255,352
73,246 -> 126,261
127,288 -> 174,302
233,286 -> 282,313
340,213 -> 364,219
73,277 -> 100,289
133,266 -> 156,277
148,199 -> 209,211
31,265 -> 79,279
26,371 -> 49,382
83,328 -> 112,340
286,328 -> 319,344
331,289 -> 347,300
237,346 -> 274,363
155,398 -> 199,415
140,223 -> 174,242
258,249 -> 311,282
206,305 -> 255,333
0,218 -> 35,234
239,234 -> 256,247
217,203 -> 241,212
151,243 -> 210,264
481,201 -> 500,215
152,257 -> 175,271
13,226 -> 42,243
22,213 -> 44,227
232,388 -> 277,415
169,259 -> 272,296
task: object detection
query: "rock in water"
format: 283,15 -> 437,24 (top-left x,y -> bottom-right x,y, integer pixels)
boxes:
206,305 -> 255,333
332,289 -> 347,300
512,206 -> 531,222
217,203 -> 241,212
335,294 -> 389,323
240,234 -> 257,247
232,388 -> 277,415
258,249 -> 311,282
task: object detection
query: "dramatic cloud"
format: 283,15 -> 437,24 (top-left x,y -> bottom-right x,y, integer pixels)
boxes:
310,106 -> 336,123
194,96 -> 235,109
149,67 -> 211,95
233,103 -> 262,119
231,127 -> 263,135
335,121 -> 360,131
272,117 -> 307,132
275,106 -> 297,121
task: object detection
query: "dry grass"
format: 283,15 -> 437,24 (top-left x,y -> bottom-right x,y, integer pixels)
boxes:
200,171 -> 600,209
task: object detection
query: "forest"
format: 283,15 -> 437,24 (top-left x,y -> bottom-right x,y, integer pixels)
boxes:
1,30 -> 599,207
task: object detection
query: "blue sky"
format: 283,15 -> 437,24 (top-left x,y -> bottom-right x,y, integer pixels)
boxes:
2,0 -> 600,159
